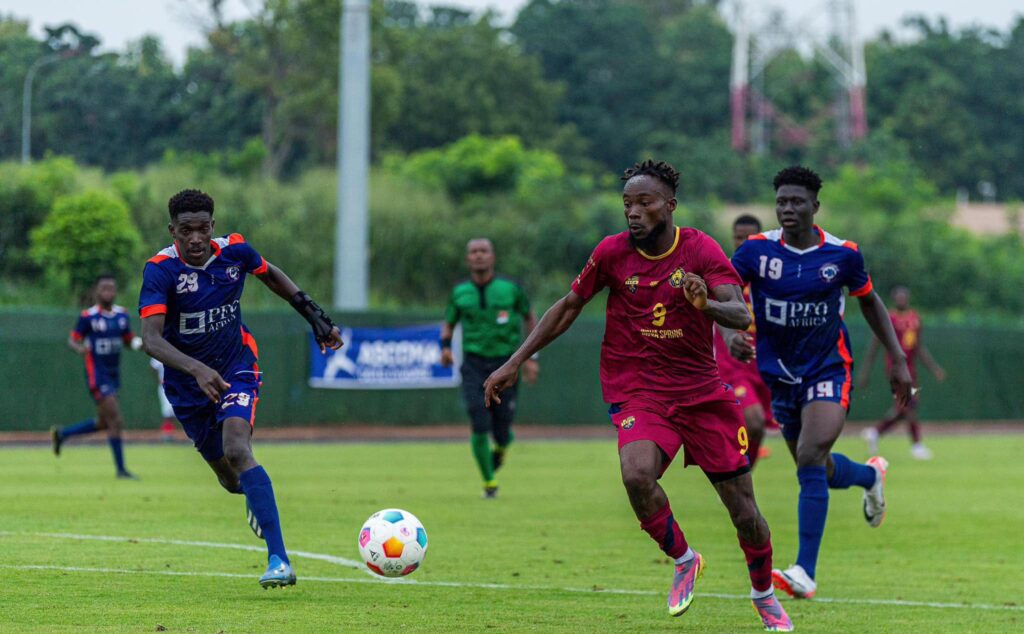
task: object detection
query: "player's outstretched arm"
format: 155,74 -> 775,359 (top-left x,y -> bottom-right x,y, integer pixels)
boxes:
483,291 -> 587,406
695,280 -> 752,330
255,261 -> 342,353
857,292 -> 913,406
66,333 -> 87,355
141,314 -> 229,403
918,340 -> 946,382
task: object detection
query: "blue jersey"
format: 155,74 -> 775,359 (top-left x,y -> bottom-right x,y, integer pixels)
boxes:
138,234 -> 267,409
72,305 -> 134,396
731,226 -> 874,385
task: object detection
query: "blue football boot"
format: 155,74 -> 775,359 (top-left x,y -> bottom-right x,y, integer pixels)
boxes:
259,555 -> 296,589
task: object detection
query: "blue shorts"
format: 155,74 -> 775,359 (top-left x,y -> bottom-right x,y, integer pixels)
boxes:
89,382 -> 119,403
171,365 -> 262,462
769,367 -> 852,441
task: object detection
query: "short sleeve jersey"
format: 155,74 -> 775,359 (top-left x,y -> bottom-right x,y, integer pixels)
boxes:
889,309 -> 921,380
731,226 -> 873,383
571,227 -> 742,404
71,305 -> 134,386
138,234 -> 267,407
445,276 -> 531,358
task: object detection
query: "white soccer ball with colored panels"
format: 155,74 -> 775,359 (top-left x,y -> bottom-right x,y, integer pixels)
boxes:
358,508 -> 428,577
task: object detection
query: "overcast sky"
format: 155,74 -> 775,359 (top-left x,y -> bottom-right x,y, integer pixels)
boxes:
2,0 -> 1020,66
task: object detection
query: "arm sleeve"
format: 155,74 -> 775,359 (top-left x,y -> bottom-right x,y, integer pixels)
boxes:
139,263 -> 172,318
71,314 -> 91,341
570,240 -> 608,302
730,241 -> 755,283
232,237 -> 268,275
846,248 -> 874,297
699,234 -> 743,289
443,290 -> 459,325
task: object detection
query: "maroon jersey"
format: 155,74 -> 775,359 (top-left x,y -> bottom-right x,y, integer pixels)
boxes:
888,309 -> 921,381
571,227 -> 742,404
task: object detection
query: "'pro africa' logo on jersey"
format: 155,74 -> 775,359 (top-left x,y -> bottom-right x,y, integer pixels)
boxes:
819,262 -> 840,283
669,267 -> 685,288
624,275 -> 639,294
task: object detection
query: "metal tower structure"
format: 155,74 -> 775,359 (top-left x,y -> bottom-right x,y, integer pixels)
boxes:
729,0 -> 868,154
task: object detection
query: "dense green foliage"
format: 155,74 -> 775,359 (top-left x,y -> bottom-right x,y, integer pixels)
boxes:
1,2 -> 1023,313
3,436 -> 1023,631
1,2 -> 1023,199
4,146 -> 1024,316
29,189 -> 142,298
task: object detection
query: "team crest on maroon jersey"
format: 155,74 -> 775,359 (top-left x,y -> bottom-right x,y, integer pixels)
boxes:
669,267 -> 685,288
620,416 -> 636,430
624,275 -> 639,294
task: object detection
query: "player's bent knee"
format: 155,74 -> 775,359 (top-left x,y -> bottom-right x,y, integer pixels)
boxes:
621,467 -> 658,496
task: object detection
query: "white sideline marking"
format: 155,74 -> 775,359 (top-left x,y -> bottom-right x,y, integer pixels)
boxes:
2,532 -> 1022,612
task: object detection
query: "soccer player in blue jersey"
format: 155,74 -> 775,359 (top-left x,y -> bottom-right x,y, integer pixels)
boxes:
138,189 -> 342,588
51,275 -> 140,479
726,166 -> 912,599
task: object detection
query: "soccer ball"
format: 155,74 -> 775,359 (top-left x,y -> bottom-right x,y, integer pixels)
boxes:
357,508 -> 428,577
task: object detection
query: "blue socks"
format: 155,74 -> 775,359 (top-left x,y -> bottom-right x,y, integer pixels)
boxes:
61,418 -> 97,438
828,453 -> 877,490
796,466 -> 829,580
108,437 -> 126,473
240,466 -> 289,564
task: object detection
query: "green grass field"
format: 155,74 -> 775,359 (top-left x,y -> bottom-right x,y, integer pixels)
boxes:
3,433 -> 1022,633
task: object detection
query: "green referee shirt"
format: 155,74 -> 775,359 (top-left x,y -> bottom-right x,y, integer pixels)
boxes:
445,276 -> 531,358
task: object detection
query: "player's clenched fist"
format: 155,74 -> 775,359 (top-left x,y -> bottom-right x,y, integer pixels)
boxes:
192,365 -> 231,403
682,272 -> 708,310
728,331 -> 756,362
483,362 -> 519,407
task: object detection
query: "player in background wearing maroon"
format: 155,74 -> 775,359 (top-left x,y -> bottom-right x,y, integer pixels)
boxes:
713,215 -> 777,468
484,161 -> 792,631
858,286 -> 946,460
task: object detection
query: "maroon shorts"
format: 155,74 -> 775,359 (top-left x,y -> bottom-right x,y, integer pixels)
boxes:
610,388 -> 751,475
731,376 -> 778,428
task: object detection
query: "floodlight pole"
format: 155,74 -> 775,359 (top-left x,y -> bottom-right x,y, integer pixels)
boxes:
21,53 -> 62,164
334,0 -> 371,310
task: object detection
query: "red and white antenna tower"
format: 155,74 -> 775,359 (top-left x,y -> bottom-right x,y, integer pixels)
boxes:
729,0 -> 868,154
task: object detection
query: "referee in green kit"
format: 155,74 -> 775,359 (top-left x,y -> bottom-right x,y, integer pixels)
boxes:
441,238 -> 538,498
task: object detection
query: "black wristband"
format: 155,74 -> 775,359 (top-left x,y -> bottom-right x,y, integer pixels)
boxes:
440,337 -> 452,349
289,290 -> 337,344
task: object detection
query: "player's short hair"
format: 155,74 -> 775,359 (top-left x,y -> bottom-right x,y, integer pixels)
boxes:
733,214 -> 762,230
621,159 -> 680,195
168,189 -> 215,220
94,273 -> 117,286
773,166 -> 823,194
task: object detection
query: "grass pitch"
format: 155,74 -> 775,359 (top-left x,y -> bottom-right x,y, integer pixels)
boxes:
2,432 -> 1022,633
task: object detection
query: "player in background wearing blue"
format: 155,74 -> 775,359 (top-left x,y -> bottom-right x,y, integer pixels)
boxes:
726,166 -> 912,599
139,189 -> 342,588
51,275 -> 141,479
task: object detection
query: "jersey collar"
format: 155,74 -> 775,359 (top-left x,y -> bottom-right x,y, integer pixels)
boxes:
779,225 -> 825,254
173,240 -> 222,270
637,226 -> 680,261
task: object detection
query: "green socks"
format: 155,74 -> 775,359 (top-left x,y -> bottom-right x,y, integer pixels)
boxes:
471,432 -> 494,483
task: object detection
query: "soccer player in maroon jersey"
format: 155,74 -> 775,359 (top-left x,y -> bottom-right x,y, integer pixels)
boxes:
484,161 -> 793,631
858,286 -> 946,459
713,215 -> 777,468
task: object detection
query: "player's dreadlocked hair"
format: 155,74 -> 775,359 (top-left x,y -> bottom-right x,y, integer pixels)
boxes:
733,214 -> 762,231
168,189 -> 215,220
621,159 -> 680,194
773,166 -> 823,194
